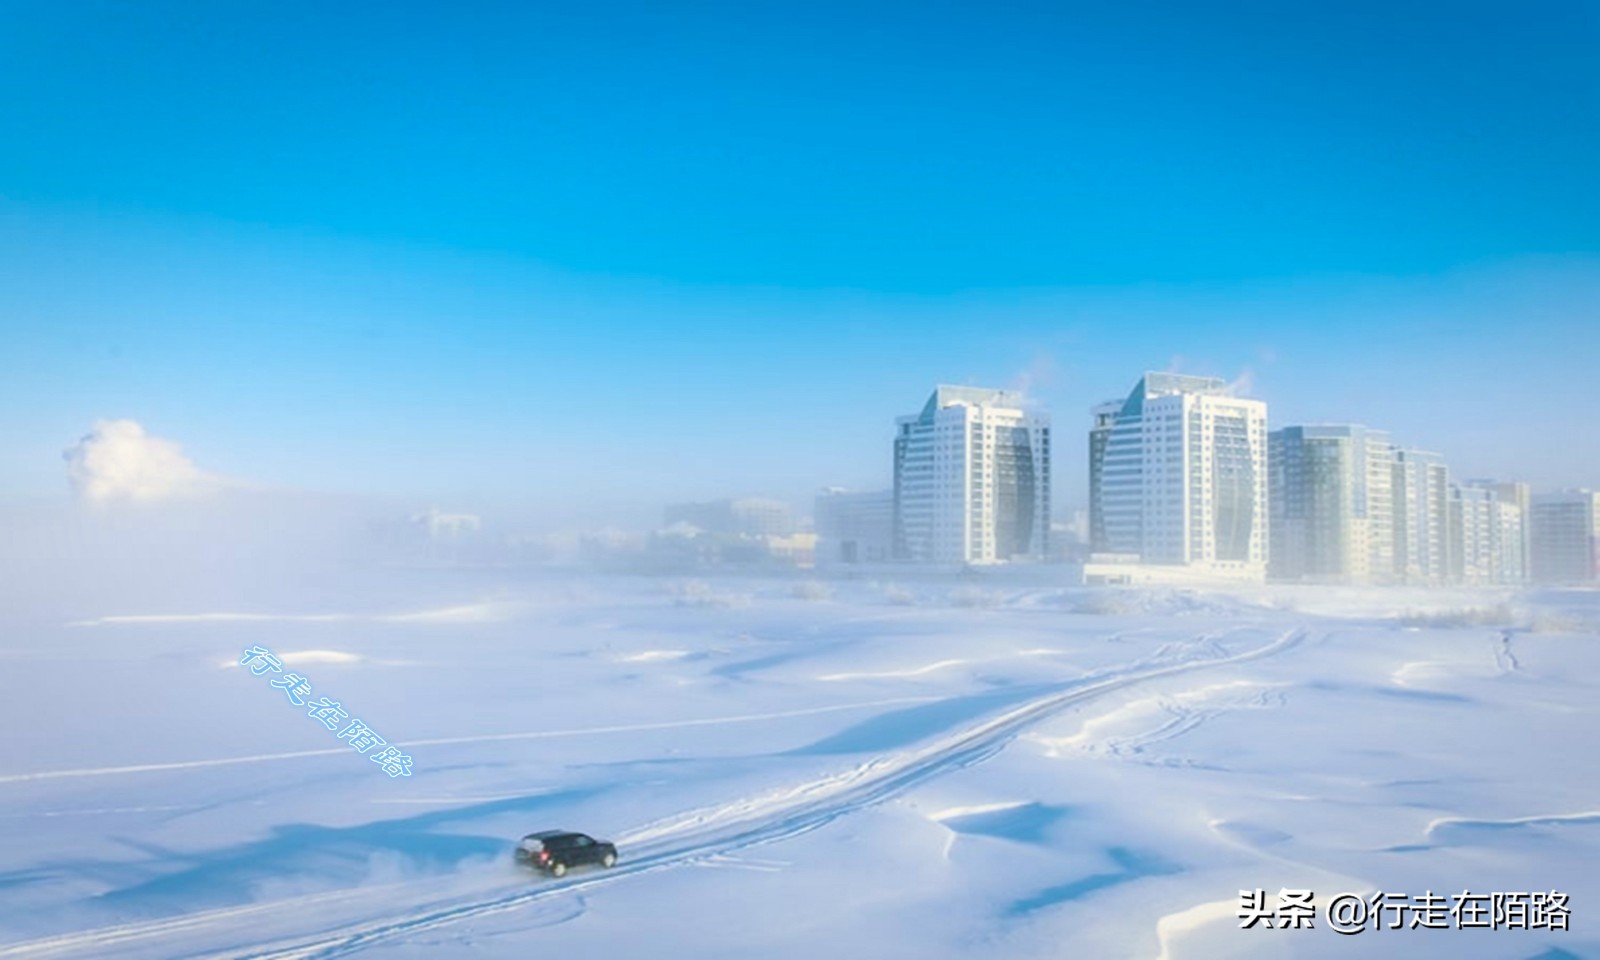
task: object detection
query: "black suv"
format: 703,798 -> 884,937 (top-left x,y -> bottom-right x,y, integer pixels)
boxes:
514,830 -> 619,877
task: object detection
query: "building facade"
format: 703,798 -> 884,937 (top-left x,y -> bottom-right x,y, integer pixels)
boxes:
1088,373 -> 1268,579
814,487 -> 894,565
893,386 -> 1050,564
1468,480 -> 1532,581
1268,424 -> 1395,583
1392,448 -> 1452,584
1448,483 -> 1521,585
1455,480 -> 1528,585
1530,490 -> 1600,584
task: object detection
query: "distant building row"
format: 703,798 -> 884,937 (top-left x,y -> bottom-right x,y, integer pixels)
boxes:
1085,372 -> 1598,585
1267,427 -> 1531,585
1256,421 -> 1598,586
808,375 -> 1597,586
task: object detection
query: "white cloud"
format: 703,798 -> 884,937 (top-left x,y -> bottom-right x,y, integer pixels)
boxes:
63,419 -> 216,503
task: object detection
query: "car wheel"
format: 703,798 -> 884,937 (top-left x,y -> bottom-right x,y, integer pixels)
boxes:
550,862 -> 567,878
601,852 -> 616,868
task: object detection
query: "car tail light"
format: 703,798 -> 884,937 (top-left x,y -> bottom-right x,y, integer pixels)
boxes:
538,851 -> 549,862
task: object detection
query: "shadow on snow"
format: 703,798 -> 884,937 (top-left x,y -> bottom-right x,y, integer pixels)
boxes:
1006,846 -> 1181,916
86,786 -> 606,915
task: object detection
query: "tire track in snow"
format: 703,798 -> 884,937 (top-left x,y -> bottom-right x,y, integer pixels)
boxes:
1034,680 -> 1287,765
0,698 -> 945,786
224,627 -> 1307,960
2,627 -> 1307,960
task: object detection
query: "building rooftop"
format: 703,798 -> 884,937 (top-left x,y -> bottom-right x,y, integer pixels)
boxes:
901,385 -> 1028,424
1138,371 -> 1230,398
1102,371 -> 1238,419
1273,423 -> 1390,440
926,384 -> 1021,411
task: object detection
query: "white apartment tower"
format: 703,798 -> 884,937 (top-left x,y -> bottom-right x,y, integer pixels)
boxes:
1457,480 -> 1529,585
1089,373 -> 1268,577
893,386 -> 1050,564
1530,490 -> 1600,584
1392,449 -> 1451,584
1448,484 -> 1526,585
1268,424 -> 1395,583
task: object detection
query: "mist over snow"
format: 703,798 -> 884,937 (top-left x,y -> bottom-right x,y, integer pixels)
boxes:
0,426 -> 481,626
0,493 -> 386,626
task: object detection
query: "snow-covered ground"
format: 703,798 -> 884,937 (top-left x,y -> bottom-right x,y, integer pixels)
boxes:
1,572 -> 1596,959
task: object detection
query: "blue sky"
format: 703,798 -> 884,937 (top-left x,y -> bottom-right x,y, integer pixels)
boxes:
2,2 -> 1597,520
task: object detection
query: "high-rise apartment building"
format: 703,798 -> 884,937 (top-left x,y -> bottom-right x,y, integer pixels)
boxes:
1459,480 -> 1529,585
1268,424 -> 1394,583
1392,448 -> 1451,584
893,386 -> 1050,564
1088,373 -> 1268,578
1530,490 -> 1600,584
1447,483 -> 1527,585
